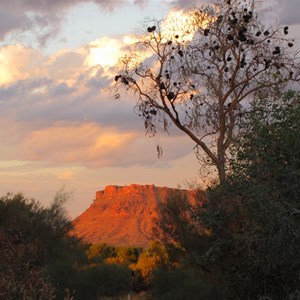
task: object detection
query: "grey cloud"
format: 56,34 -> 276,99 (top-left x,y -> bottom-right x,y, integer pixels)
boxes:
169,0 -> 205,9
169,0 -> 300,26
51,52 -> 85,69
50,82 -> 75,97
279,0 -> 300,25
0,11 -> 31,40
0,74 -> 139,132
0,78 -> 51,103
0,0 -> 129,44
86,71 -> 112,90
0,74 -> 185,141
87,76 -> 111,89
133,0 -> 148,8
1,0 -> 127,14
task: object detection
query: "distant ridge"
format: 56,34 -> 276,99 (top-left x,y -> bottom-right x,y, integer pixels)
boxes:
71,184 -> 194,247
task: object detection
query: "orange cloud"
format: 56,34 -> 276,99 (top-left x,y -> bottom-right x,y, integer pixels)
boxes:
23,123 -> 138,167
0,36 -> 127,88
0,44 -> 87,86
0,44 -> 45,85
57,170 -> 75,180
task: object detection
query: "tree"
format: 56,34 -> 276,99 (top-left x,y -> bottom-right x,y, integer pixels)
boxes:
152,189 -> 213,276
87,243 -> 117,263
0,191 -> 87,298
114,0 -> 299,181
155,90 -> 300,299
231,89 -> 300,198
134,241 -> 170,285
200,91 -> 300,299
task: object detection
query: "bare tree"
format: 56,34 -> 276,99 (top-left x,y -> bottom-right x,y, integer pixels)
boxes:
113,0 -> 299,181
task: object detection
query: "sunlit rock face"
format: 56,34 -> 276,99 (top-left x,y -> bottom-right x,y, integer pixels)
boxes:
72,184 -> 194,247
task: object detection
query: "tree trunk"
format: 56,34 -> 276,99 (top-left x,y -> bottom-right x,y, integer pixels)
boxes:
217,161 -> 226,182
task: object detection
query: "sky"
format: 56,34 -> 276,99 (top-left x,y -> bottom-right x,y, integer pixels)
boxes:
0,0 -> 299,217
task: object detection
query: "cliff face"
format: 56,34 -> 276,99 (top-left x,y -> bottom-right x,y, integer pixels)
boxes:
72,184 -> 193,247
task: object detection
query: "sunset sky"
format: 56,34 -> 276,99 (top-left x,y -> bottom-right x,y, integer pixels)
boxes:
0,0 -> 299,217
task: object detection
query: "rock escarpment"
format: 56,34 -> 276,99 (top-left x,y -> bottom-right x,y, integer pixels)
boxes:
72,184 -> 193,247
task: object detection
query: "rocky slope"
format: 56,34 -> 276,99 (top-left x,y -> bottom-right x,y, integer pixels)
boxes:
72,184 -> 194,247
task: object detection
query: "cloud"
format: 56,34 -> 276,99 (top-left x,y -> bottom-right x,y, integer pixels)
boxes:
22,123 -> 135,165
167,0 -> 300,27
0,11 -> 31,40
7,114 -> 188,167
169,0 -> 204,9
0,12 -> 227,174
277,0 -> 300,25
85,37 -> 124,69
0,44 -> 45,85
0,73 -> 193,170
133,0 -> 148,7
0,37 -> 192,169
0,33 -> 144,133
57,170 -> 75,180
0,33 -> 131,86
0,0 -> 132,44
46,49 -> 88,86
1,0 -> 127,13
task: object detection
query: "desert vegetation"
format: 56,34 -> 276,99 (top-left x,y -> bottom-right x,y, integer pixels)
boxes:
1,0 -> 300,299
152,90 -> 300,300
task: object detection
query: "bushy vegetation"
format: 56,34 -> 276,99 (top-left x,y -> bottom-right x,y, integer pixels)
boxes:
0,189 -> 176,299
0,189 -> 84,299
0,191 -> 135,299
153,90 -> 300,299
3,0 -> 299,298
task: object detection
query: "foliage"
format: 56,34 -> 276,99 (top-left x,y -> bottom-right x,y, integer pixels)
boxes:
87,243 -> 117,263
231,89 -> 300,196
114,0 -> 299,181
106,246 -> 142,265
68,263 -> 131,299
202,91 -> 300,299
154,90 -> 300,299
0,228 -> 56,300
150,268 -> 223,300
87,242 -> 171,289
0,191 -> 197,299
153,189 -> 212,272
134,241 -> 170,285
0,191 -> 86,299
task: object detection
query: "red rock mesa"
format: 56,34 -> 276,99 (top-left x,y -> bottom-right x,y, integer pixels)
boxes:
72,184 -> 194,247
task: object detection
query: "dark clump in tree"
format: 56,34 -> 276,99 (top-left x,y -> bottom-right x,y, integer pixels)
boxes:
113,0 -> 299,181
